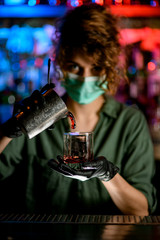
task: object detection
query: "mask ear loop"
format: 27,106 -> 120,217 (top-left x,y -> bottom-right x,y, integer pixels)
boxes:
99,75 -> 108,91
53,65 -> 65,81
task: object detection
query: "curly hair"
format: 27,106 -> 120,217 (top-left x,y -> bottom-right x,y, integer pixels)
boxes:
55,3 -> 122,95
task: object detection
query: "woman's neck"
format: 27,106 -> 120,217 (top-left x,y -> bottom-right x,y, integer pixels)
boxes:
66,95 -> 105,115
66,95 -> 105,132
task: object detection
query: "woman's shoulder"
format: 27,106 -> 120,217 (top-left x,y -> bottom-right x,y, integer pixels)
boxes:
103,95 -> 145,121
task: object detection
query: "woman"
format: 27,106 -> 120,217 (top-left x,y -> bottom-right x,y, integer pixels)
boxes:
0,4 -> 157,215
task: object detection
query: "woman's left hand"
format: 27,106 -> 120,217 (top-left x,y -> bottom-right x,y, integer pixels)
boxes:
48,156 -> 119,181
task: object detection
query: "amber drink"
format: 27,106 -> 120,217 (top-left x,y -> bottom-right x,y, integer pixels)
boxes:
63,132 -> 94,165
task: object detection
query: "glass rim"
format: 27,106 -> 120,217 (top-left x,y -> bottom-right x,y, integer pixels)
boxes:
64,132 -> 93,136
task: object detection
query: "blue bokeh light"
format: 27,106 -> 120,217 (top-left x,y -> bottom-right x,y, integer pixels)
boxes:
4,0 -> 26,5
28,0 -> 36,6
150,0 -> 157,6
128,66 -> 137,75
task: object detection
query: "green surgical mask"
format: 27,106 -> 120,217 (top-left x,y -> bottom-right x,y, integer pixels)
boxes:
61,72 -> 108,104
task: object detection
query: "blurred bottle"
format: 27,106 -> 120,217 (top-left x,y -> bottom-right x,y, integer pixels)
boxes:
149,95 -> 160,160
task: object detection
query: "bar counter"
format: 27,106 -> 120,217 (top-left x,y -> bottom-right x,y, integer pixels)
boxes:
0,214 -> 160,239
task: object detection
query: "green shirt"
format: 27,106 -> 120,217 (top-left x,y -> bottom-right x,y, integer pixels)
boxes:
0,96 -> 157,214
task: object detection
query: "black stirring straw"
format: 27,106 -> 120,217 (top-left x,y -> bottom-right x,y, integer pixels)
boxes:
48,58 -> 51,85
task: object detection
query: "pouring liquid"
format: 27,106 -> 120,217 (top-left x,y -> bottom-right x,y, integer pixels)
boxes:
67,111 -> 76,129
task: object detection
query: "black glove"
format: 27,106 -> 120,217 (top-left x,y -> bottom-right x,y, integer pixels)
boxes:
1,90 -> 43,138
40,83 -> 55,93
1,116 -> 23,138
1,84 -> 56,138
48,156 -> 119,182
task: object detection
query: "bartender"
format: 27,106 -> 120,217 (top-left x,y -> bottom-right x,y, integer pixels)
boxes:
0,3 -> 157,215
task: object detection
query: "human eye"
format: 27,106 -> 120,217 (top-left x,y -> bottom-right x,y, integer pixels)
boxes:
92,65 -> 104,75
65,63 -> 80,74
